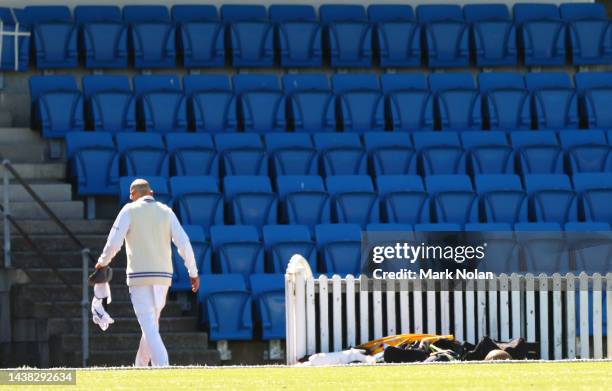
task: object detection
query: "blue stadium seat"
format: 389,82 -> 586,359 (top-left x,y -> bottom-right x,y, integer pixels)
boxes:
249,274 -> 285,339
574,72 -> 612,130
380,74 -> 434,132
429,73 -> 482,131
559,130 -> 612,173
575,72 -> 612,91
525,73 -> 578,131
165,133 -> 218,177
565,222 -> 612,274
119,176 -> 170,205
414,223 -> 461,232
171,225 -> 211,292
23,6 -> 77,69
560,3 -> 612,66
316,224 -> 362,275
313,133 -> 367,176
0,8 -> 30,71
463,4 -> 517,67
198,274 -> 253,340
513,4 -> 566,66
464,223 -> 519,274
29,75 -> 84,139
276,175 -> 330,231
319,5 -> 372,68
525,174 -> 578,224
413,132 -> 466,175
269,5 -> 322,68
425,175 -> 478,226
74,6 -> 128,69
331,74 -> 384,133
283,74 -> 336,133
82,75 -> 135,133
474,174 -> 528,225
183,75 -> 238,133
172,5 -> 224,68
416,5 -> 469,68
515,223 -> 568,274
366,223 -> 414,232
223,176 -> 277,228
210,225 -> 264,279
65,132 -> 119,196
263,225 -> 317,273
170,176 -> 222,238
215,133 -> 267,176
221,5 -> 274,67
363,132 -> 416,175
573,173 -> 612,225
133,75 -> 187,133
510,131 -> 563,174
478,72 -> 530,132
265,133 -> 318,176
233,75 -> 286,133
115,132 -> 169,177
376,175 -> 429,225
326,175 -> 379,228
123,5 -> 176,68
461,131 -> 514,174
368,5 -> 420,68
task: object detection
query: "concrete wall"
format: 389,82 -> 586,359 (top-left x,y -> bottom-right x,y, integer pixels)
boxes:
0,0 -> 593,10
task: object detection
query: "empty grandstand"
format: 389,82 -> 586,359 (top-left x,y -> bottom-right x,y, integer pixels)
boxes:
0,1 -> 611,369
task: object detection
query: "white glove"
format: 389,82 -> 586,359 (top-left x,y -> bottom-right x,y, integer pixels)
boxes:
92,282 -> 114,331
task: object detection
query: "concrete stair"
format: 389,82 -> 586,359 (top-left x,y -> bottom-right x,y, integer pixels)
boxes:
3,126 -> 220,368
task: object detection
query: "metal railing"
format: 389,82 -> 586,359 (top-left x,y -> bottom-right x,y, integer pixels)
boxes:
1,158 -> 92,367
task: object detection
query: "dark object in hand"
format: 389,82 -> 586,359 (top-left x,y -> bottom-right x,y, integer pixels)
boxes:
88,266 -> 113,286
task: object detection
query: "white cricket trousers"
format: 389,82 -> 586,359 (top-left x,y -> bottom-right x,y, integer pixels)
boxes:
129,285 -> 169,367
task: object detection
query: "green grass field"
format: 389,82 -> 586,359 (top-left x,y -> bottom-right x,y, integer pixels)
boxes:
2,361 -> 611,390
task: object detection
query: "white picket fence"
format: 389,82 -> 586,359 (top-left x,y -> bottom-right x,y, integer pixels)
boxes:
285,267 -> 612,364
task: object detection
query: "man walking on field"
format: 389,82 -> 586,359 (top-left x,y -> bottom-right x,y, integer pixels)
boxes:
95,178 -> 200,367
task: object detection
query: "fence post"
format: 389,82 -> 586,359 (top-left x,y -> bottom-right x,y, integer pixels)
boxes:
81,248 -> 90,367
285,255 -> 310,365
3,160 -> 10,268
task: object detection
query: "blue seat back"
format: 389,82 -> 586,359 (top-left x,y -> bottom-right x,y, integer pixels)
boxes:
413,132 -> 466,175
210,225 -> 264,277
475,174 -> 528,224
166,134 -> 218,176
327,175 -> 379,228
462,131 -> 514,174
377,175 -> 429,224
314,133 -> 367,175
283,75 -> 335,133
332,74 -> 384,133
277,175 -> 330,230
525,174 -> 578,224
198,274 -> 252,341
223,176 -> 277,227
315,224 -> 363,275
215,134 -> 267,176
513,4 -> 565,66
426,175 -> 478,225
511,131 -> 563,174
320,5 -> 372,68
263,225 -> 316,273
430,73 -> 481,130
265,133 -> 318,176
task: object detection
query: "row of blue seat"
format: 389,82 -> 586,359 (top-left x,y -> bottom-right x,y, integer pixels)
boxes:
65,130 -> 612,197
172,220 -> 612,287
30,71 -> 612,138
98,172 -> 612,238
196,273 -> 284,341
2,3 -> 610,70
